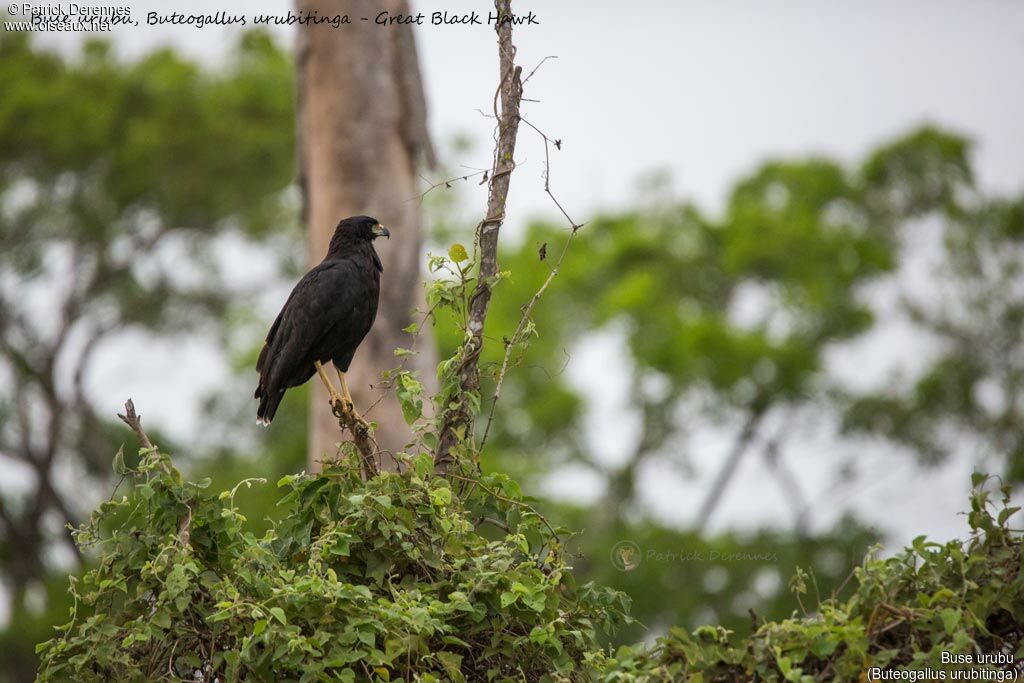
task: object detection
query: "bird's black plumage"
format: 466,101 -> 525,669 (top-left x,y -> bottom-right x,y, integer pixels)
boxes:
255,215 -> 389,424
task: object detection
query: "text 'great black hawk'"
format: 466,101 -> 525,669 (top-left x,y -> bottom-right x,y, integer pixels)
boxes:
254,215 -> 389,425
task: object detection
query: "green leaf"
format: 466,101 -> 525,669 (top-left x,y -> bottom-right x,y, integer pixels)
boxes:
448,243 -> 468,263
430,486 -> 452,508
412,453 -> 433,479
810,636 -> 838,658
269,607 -> 287,625
436,651 -> 465,682
112,445 -> 127,475
940,607 -> 961,635
998,506 -> 1020,525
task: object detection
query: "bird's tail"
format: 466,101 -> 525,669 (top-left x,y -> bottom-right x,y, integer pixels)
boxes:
255,387 -> 285,426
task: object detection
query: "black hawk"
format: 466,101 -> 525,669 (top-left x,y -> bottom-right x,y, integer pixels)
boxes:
255,215 -> 390,425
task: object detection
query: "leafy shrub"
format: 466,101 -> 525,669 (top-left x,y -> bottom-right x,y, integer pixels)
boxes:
36,446 -> 630,682
36,442 -> 1024,682
589,474 -> 1023,681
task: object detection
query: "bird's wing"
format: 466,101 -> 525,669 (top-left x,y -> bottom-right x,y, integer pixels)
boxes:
256,259 -> 365,393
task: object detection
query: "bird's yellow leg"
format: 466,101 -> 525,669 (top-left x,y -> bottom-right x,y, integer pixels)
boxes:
314,360 -> 345,407
336,367 -> 355,413
332,367 -> 369,430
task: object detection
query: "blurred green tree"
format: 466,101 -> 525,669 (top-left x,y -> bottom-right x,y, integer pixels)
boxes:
841,133 -> 1024,477
424,126 -> 1023,642
459,127 -> 1008,512
0,31 -> 295,680
438,135 -> 876,502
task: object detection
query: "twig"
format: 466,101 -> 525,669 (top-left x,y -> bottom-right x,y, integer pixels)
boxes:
522,55 -> 557,85
448,472 -> 559,541
116,399 -> 172,476
312,363 -> 379,478
177,504 -> 192,547
479,117 -> 582,451
409,169 -> 488,204
117,399 -> 154,452
520,116 -> 582,231
479,226 -> 579,451
167,640 -> 177,679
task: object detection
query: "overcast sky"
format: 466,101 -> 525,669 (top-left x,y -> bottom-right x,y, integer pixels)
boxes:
24,0 -> 1024,546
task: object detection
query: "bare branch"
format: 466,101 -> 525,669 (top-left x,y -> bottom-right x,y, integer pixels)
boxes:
520,117 -> 582,230
478,116 -> 582,451
479,224 -> 579,451
409,169 -> 488,204
331,401 -> 380,480
312,363 -> 380,479
522,55 -> 558,85
117,399 -> 155,452
694,407 -> 765,532
434,0 -> 524,473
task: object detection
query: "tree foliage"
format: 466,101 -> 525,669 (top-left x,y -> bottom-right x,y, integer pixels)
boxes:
419,125 -> 1024,661
0,30 -> 296,680
441,126 -> 1024,509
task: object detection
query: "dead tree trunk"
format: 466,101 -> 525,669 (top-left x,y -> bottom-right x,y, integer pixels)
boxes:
434,0 -> 523,473
295,0 -> 437,470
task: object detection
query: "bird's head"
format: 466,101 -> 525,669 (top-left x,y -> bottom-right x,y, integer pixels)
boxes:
335,215 -> 390,242
328,215 -> 389,270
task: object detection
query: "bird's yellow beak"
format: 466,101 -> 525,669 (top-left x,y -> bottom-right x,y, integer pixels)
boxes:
372,223 -> 390,239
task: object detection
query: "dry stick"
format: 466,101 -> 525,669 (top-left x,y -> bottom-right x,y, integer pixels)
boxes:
116,399 -> 188,544
331,402 -> 380,479
434,0 -> 524,474
522,55 -> 558,86
520,117 -> 580,230
116,399 -> 172,477
477,222 -> 577,451
410,169 -> 488,204
116,399 -> 154,452
479,117 -> 583,451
